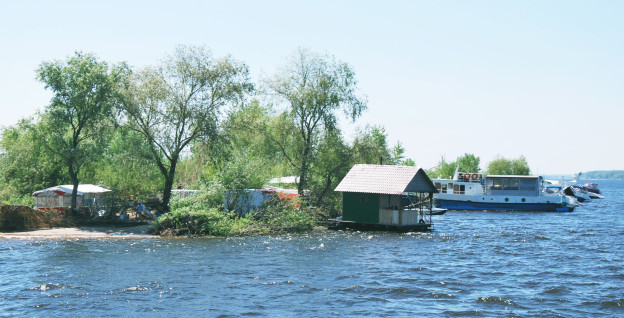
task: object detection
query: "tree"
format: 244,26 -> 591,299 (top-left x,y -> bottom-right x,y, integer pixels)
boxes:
486,155 -> 530,175
90,127 -> 163,198
308,129 -> 352,210
0,117 -> 67,202
36,52 -> 129,210
430,155 -> 456,179
266,48 -> 367,195
457,153 -> 481,173
121,45 -> 252,208
351,125 -> 398,165
429,153 -> 480,179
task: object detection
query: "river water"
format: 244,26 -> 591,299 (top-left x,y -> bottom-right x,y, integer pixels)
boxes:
1,180 -> 623,317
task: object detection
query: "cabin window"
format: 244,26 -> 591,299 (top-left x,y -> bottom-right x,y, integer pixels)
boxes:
441,184 -> 447,193
435,183 -> 441,192
453,184 -> 465,194
489,178 -> 503,191
501,178 -> 510,190
506,178 -> 519,190
519,178 -> 538,191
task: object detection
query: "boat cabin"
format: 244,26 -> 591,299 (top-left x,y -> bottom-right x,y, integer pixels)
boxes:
434,174 -> 543,197
484,175 -> 542,196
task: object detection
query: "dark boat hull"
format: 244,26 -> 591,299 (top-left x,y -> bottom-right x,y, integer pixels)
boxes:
435,200 -> 574,212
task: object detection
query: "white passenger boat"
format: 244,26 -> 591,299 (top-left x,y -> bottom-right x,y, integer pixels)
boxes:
433,172 -> 576,212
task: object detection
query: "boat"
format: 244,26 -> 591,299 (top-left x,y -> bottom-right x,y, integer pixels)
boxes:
432,171 -> 576,212
563,186 -> 590,203
570,173 -> 602,195
585,191 -> 604,199
573,183 -> 602,196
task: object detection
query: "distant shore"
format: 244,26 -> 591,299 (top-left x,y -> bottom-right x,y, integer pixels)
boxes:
0,224 -> 155,239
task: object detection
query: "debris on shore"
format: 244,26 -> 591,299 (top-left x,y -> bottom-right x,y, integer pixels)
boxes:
0,203 -> 66,232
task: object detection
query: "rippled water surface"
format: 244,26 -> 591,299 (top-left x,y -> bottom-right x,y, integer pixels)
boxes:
1,180 -> 623,317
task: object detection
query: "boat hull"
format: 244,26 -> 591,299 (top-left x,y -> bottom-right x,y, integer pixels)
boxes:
434,199 -> 574,212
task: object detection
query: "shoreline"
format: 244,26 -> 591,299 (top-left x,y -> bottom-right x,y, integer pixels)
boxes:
0,224 -> 156,239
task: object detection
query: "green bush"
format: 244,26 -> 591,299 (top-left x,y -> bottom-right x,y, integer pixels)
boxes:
155,191 -> 314,236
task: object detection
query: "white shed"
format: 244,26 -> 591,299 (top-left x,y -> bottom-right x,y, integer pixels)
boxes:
33,184 -> 113,211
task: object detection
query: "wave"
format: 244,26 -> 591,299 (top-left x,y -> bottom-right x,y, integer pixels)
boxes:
476,296 -> 524,308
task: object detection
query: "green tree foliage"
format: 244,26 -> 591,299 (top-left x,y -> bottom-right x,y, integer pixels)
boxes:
307,130 -> 352,212
352,126 -> 389,164
215,100 -> 287,186
429,153 -> 481,179
0,117 -> 67,203
90,127 -> 163,198
350,126 -> 415,166
121,45 -> 253,208
429,156 -> 456,179
36,52 -> 129,209
266,48 -> 367,195
582,170 -> 624,179
457,153 -> 481,173
486,155 -> 531,175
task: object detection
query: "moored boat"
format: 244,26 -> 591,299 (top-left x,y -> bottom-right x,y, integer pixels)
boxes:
563,186 -> 591,203
573,183 -> 602,195
433,172 -> 575,212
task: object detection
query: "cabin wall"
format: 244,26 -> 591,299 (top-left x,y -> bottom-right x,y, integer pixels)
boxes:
404,171 -> 436,193
342,192 -> 379,224
34,192 -> 109,209
35,194 -> 62,209
378,194 -> 401,210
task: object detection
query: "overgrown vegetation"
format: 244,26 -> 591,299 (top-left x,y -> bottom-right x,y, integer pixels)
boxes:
154,191 -> 314,236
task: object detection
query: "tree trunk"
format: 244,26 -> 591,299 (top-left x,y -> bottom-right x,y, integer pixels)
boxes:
298,142 -> 311,196
68,161 -> 80,211
161,159 -> 178,210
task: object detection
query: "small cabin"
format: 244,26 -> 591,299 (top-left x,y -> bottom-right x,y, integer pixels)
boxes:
33,184 -> 113,211
334,164 -> 438,230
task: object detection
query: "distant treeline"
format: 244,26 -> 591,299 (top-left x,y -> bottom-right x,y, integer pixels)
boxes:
583,171 -> 624,180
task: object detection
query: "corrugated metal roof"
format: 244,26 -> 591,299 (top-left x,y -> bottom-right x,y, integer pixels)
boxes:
334,164 -> 437,195
33,184 -> 112,196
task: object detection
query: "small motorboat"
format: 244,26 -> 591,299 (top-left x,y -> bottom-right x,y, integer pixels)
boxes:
564,186 -> 591,203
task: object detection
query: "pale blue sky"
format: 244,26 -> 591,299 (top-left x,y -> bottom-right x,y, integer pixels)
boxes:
1,0 -> 622,174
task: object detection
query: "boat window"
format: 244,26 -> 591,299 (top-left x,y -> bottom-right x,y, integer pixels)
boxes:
501,178 -> 510,190
441,184 -> 447,193
519,178 -> 538,191
490,178 -> 503,190
453,184 -> 459,194
460,185 -> 465,194
506,178 -> 519,190
435,183 -> 441,191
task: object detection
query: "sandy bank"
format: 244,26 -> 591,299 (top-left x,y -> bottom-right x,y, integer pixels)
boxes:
0,224 -> 156,239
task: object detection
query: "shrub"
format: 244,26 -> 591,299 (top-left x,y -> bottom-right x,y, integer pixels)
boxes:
155,190 -> 314,236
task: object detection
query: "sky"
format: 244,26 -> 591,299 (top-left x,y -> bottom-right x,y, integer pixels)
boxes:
1,0 -> 622,175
